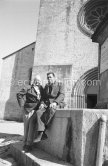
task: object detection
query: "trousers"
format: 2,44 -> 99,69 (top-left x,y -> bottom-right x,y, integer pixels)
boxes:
23,108 -> 45,145
41,107 -> 56,127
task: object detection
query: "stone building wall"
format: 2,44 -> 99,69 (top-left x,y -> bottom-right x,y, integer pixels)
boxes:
99,31 -> 108,103
0,42 -> 35,120
92,14 -> 108,105
37,109 -> 108,166
32,0 -> 99,108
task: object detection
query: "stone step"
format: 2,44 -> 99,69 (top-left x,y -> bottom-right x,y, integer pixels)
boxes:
10,142 -> 72,166
0,157 -> 17,166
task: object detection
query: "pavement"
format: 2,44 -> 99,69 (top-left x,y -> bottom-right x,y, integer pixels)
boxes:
0,120 -> 72,166
0,120 -> 23,166
0,120 -> 24,136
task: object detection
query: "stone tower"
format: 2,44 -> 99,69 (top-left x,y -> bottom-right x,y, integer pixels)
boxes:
32,0 -> 99,108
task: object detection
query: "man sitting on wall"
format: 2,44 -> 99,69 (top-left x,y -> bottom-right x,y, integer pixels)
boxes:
17,75 -> 44,152
39,72 -> 65,133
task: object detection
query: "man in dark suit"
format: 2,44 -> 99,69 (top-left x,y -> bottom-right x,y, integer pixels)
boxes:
17,75 -> 44,152
40,72 -> 65,129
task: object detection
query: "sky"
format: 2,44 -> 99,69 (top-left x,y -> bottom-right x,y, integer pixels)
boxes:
0,0 -> 40,74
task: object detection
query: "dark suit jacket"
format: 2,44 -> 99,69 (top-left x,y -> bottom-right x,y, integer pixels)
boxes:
42,81 -> 65,108
17,84 -> 44,112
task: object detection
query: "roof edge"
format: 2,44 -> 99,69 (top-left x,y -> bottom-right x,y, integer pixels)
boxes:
2,41 -> 36,60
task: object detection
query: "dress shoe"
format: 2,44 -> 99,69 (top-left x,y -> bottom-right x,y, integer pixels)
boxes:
24,145 -> 32,153
22,144 -> 27,151
41,131 -> 48,140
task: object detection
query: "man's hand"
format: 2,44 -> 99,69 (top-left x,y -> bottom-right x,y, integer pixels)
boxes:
39,103 -> 45,109
28,110 -> 35,118
50,102 -> 57,109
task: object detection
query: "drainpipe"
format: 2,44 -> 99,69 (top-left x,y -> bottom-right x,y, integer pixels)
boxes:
96,115 -> 107,166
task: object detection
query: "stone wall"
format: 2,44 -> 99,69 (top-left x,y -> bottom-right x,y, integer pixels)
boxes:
32,65 -> 72,108
0,42 -> 35,120
99,31 -> 108,103
33,0 -> 98,78
37,109 -> 108,166
33,0 -> 98,107
92,16 -> 108,104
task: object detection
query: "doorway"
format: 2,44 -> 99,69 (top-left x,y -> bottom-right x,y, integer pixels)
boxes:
87,94 -> 97,108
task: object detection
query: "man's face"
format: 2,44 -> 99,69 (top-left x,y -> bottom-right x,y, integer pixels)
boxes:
33,78 -> 41,86
47,74 -> 55,84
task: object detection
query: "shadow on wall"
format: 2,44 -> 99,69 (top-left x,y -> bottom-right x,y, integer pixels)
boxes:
62,117 -> 73,163
2,43 -> 35,121
103,160 -> 108,166
83,120 -> 99,166
4,67 -> 32,122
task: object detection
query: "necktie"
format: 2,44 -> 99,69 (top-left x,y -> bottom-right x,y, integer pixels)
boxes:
49,85 -> 52,94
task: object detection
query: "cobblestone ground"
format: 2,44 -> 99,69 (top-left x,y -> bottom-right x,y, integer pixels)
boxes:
0,121 -> 23,166
0,133 -> 23,166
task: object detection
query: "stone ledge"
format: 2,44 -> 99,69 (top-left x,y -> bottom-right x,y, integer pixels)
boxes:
0,156 -> 17,166
10,142 -> 72,166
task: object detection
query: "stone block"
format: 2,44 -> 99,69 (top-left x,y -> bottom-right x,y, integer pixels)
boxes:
35,109 -> 108,166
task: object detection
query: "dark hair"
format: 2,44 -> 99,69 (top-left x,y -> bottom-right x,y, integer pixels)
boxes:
47,72 -> 55,77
